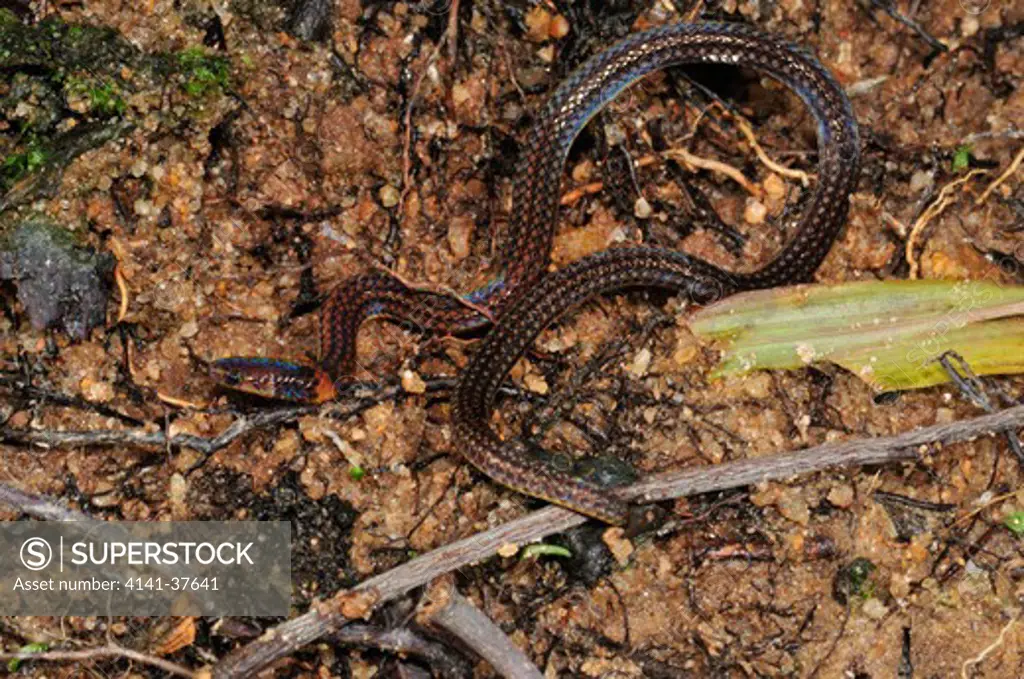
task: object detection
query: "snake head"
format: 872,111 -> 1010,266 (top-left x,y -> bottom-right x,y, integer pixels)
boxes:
210,357 -> 336,403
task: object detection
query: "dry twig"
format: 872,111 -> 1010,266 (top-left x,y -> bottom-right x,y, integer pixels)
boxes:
0,643 -> 194,678
211,404 -> 1024,677
0,483 -> 91,521
418,577 -> 543,679
960,612 -> 1019,679
662,147 -> 762,196
0,405 -> 314,455
720,106 -> 811,186
332,623 -> 469,677
905,169 -> 988,279
975,146 -> 1024,206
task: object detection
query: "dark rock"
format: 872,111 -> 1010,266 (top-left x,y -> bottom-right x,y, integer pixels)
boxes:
287,0 -> 333,42
0,217 -> 114,338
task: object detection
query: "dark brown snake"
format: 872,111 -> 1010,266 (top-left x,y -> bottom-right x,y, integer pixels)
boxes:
214,22 -> 860,525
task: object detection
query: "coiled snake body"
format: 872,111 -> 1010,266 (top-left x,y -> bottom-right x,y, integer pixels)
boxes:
214,22 -> 860,524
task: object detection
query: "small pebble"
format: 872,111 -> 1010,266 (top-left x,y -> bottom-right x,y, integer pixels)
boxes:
629,348 -> 652,377
827,484 -> 855,509
744,197 -> 767,225
889,573 -> 911,599
7,411 -> 30,428
91,488 -> 122,507
497,543 -> 519,558
549,14 -> 570,39
777,495 -> 810,526
169,473 -> 188,516
861,597 -> 888,620
961,16 -> 980,38
602,527 -> 634,566
133,198 -> 154,216
633,197 -> 653,219
524,7 -> 552,42
178,320 -> 200,338
603,123 -> 626,146
523,373 -> 548,395
379,184 -> 400,208
451,82 -> 471,106
447,215 -> 473,260
909,170 -> 934,193
672,331 -> 699,366
763,173 -> 786,201
401,369 -> 427,394
571,160 -> 594,183
81,377 -> 115,403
